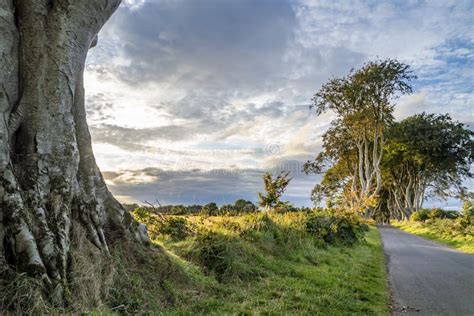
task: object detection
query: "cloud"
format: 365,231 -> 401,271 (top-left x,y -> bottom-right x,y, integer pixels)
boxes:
103,0 -> 297,90
91,123 -> 198,146
84,0 -> 473,207
393,92 -> 429,120
104,166 -> 320,206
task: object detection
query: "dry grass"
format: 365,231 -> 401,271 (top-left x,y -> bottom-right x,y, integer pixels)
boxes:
0,270 -> 51,315
68,224 -> 115,311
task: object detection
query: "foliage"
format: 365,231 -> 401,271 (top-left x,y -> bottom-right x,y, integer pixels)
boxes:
187,230 -> 268,283
161,212 -> 388,315
462,194 -> 474,218
159,217 -> 195,241
132,208 -> 195,241
202,202 -> 220,216
381,113 -> 473,219
258,171 -> 291,208
393,217 -> 474,254
3,210 -> 389,314
233,199 -> 257,212
219,199 -> 257,215
305,210 -> 369,245
411,208 -> 459,222
311,59 -> 414,117
127,200 -> 260,217
410,209 -> 429,222
427,209 -> 459,220
306,59 -> 416,212
124,203 -> 203,215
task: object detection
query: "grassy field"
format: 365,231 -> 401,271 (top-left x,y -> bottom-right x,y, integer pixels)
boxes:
392,220 -> 474,254
113,212 -> 390,315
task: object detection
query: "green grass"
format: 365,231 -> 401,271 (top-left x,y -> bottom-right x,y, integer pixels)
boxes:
392,220 -> 474,254
2,212 -> 389,314
128,212 -> 389,315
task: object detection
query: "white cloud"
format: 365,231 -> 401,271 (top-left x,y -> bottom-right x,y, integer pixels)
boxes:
86,0 -> 474,206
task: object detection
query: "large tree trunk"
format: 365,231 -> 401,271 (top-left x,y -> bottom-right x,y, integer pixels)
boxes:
0,0 -> 148,304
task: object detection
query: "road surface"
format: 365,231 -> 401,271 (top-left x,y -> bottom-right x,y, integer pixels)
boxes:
379,226 -> 474,315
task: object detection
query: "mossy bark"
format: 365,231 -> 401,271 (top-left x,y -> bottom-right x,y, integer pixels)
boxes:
0,0 -> 148,304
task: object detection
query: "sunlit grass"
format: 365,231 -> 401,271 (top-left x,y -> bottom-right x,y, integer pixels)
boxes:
140,213 -> 390,315
392,220 -> 474,254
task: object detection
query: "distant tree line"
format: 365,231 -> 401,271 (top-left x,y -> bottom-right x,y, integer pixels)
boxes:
124,199 -> 259,216
124,187 -> 313,216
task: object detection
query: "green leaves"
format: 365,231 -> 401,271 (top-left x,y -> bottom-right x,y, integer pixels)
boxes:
384,113 -> 473,201
258,171 -> 291,209
311,59 -> 415,124
308,59 -> 415,211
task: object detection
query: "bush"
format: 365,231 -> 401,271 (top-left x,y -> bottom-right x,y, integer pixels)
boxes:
427,208 -> 443,219
219,200 -> 257,215
201,202 -> 220,216
159,217 -> 194,241
131,208 -> 195,241
132,208 -> 162,239
411,209 -> 430,222
402,206 -> 473,248
189,230 -> 267,282
412,208 -> 460,222
193,232 -> 232,280
305,212 -> 368,246
429,208 -> 459,220
463,198 -> 474,218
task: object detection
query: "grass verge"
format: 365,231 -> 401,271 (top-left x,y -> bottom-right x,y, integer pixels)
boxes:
141,213 -> 390,315
392,220 -> 474,254
1,212 -> 390,315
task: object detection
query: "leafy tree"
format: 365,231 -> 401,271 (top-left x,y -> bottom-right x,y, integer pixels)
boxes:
219,199 -> 256,214
234,199 -> 257,212
202,202 -> 220,216
258,171 -> 291,209
306,59 -> 415,212
381,113 -> 473,219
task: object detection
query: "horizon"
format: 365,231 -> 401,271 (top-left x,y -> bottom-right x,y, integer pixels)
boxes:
85,0 -> 473,209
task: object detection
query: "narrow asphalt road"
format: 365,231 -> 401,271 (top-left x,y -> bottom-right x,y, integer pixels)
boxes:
379,226 -> 474,316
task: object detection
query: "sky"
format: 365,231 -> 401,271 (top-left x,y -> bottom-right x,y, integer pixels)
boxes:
84,0 -> 473,208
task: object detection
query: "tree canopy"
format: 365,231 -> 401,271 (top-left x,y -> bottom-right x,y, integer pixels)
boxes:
258,171 -> 291,209
306,59 -> 416,213
382,113 -> 473,219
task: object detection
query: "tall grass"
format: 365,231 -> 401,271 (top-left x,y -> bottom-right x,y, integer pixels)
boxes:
148,211 -> 388,315
1,211 -> 389,315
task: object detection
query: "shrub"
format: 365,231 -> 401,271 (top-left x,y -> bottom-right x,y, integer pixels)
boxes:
429,208 -> 459,219
131,207 -> 162,239
201,202 -> 220,216
411,209 -> 430,222
131,208 -> 194,241
305,212 -> 368,246
273,201 -> 296,213
412,208 -> 460,222
427,208 -> 443,219
189,230 -> 267,282
159,217 -> 194,241
234,199 -> 257,213
193,232 -> 232,280
463,198 -> 474,218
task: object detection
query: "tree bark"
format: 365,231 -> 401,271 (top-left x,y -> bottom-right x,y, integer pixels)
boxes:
0,0 -> 148,304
